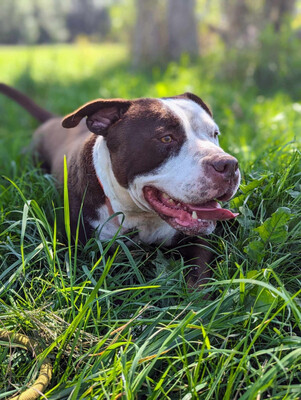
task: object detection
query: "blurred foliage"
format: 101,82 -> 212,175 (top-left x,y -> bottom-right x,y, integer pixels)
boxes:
0,1 -> 300,47
0,0 -> 300,87
215,22 -> 301,99
254,23 -> 301,98
0,0 -> 112,44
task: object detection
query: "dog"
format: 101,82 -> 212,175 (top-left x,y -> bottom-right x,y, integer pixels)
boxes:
0,83 -> 240,288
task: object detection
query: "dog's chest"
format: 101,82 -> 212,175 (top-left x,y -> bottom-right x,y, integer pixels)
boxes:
89,203 -> 177,245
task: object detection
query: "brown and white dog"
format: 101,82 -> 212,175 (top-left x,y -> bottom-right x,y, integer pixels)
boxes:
0,84 -> 240,287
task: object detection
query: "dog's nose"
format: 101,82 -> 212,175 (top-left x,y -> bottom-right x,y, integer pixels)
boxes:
209,156 -> 239,179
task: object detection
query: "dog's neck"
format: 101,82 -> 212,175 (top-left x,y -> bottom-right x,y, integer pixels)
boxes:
93,136 -> 142,216
92,136 -> 177,244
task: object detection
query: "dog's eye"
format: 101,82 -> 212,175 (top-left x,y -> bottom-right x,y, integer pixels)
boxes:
161,135 -> 173,144
214,130 -> 219,138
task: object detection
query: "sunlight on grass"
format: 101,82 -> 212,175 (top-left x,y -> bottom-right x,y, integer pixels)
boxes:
0,43 -> 128,84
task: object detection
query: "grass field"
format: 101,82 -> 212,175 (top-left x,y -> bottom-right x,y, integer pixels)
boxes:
0,43 -> 300,399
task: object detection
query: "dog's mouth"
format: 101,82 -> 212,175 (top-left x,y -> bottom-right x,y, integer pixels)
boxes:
143,186 -> 238,235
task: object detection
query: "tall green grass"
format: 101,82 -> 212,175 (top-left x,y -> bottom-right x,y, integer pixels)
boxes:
0,44 -> 300,399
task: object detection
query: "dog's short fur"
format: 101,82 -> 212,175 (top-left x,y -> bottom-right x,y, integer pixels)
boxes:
0,84 -> 240,288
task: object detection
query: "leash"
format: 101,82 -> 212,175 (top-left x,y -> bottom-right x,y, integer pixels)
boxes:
0,329 -> 52,400
96,176 -> 138,238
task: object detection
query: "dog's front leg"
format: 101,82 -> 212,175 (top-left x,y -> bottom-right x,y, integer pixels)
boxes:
178,237 -> 213,290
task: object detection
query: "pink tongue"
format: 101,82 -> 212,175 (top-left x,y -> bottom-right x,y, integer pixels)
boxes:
187,203 -> 239,221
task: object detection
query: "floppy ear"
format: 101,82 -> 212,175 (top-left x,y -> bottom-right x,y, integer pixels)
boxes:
62,99 -> 132,135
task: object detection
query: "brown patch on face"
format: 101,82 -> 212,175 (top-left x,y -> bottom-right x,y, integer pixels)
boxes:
105,98 -> 187,187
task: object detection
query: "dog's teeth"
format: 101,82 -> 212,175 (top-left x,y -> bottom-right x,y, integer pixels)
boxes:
162,193 -> 169,199
168,199 -> 175,204
198,219 -> 202,222
177,203 -> 181,207
192,211 -> 198,220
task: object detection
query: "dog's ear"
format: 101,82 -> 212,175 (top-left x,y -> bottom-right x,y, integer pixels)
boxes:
62,99 -> 132,135
180,92 -> 212,117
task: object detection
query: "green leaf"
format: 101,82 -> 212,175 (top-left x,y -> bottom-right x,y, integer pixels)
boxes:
230,193 -> 245,209
236,205 -> 256,229
201,324 -> 211,354
244,240 -> 265,262
240,175 -> 269,194
254,287 -> 277,312
286,189 -> 301,199
244,270 -> 277,312
254,207 -> 291,243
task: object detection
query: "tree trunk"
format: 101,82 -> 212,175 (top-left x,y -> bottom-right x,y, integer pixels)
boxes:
132,0 -> 165,67
264,0 -> 296,32
167,0 -> 199,60
215,0 -> 297,49
219,0 -> 254,48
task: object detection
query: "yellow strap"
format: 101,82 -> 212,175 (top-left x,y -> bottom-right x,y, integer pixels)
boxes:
0,330 -> 52,400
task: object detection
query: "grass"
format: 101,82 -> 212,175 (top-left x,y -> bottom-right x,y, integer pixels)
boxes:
0,43 -> 300,399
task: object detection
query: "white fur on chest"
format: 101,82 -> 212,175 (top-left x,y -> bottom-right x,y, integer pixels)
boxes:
90,137 -> 177,245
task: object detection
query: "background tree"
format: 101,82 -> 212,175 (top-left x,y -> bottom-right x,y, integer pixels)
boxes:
132,0 -> 165,67
66,0 -> 111,41
0,0 -> 110,44
132,0 -> 199,66
0,0 -> 299,65
264,0 -> 296,32
167,0 -> 199,60
208,0 -> 297,49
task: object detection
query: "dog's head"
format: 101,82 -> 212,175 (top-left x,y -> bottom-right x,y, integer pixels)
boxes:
62,93 -> 240,236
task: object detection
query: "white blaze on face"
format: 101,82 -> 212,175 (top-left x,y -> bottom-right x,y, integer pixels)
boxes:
129,98 -> 225,208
